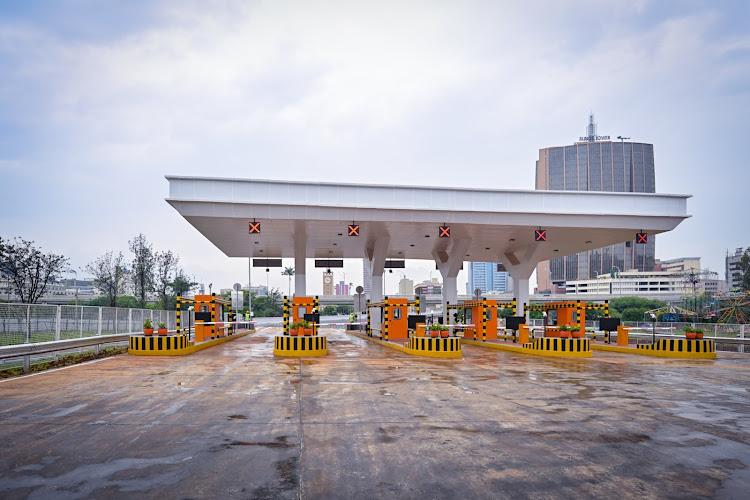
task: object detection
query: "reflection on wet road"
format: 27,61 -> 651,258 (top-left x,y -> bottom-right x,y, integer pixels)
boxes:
1,326 -> 749,498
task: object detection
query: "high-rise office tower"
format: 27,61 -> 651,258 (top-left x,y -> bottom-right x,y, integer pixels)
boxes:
536,114 -> 656,291
362,258 -> 371,294
467,262 -> 510,295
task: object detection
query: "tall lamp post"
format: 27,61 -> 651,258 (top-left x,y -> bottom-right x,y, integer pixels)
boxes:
71,269 -> 78,306
610,266 -> 621,296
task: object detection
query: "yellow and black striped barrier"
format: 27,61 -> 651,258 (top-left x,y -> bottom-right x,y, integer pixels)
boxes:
522,338 -> 591,358
273,335 -> 328,357
405,337 -> 462,358
128,330 -> 251,356
635,338 -> 716,359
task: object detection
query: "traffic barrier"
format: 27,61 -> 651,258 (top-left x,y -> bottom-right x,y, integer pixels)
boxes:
273,335 -> 328,357
635,338 -> 716,359
405,337 -> 462,358
522,338 -> 592,358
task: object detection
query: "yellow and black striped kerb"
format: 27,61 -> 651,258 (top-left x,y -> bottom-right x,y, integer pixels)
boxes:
273,335 -> 328,357
636,339 -> 716,359
129,335 -> 193,353
406,337 -> 462,358
416,297 -> 420,314
522,337 -> 592,358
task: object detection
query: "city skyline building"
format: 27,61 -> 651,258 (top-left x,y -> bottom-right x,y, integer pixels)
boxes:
362,258 -> 371,295
323,272 -> 334,295
726,247 -> 747,291
536,114 -> 656,291
466,262 -> 510,295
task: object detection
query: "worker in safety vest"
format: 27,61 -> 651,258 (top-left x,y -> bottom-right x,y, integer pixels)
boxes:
245,311 -> 250,328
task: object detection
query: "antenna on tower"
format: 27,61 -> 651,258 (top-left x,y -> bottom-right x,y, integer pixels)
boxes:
586,112 -> 597,142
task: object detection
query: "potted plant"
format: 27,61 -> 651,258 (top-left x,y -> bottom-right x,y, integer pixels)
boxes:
684,326 -> 697,340
156,322 -> 168,336
290,321 -> 305,336
558,325 -> 571,338
143,318 -> 154,336
428,324 -> 450,338
303,321 -> 313,336
695,327 -> 704,339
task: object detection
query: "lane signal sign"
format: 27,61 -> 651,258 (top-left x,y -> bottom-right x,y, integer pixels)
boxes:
439,225 -> 451,238
348,224 -> 360,236
636,232 -> 648,244
248,221 -> 261,234
535,229 -> 547,242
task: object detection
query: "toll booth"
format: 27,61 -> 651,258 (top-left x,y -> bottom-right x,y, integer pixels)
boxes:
191,294 -> 233,342
525,300 -> 609,338
446,299 -> 503,341
283,296 -> 320,335
367,297 -> 409,341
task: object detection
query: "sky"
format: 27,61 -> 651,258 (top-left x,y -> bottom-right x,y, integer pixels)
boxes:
1,0 -> 749,296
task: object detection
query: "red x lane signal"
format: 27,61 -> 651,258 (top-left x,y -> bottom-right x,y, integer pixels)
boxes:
636,232 -> 648,244
439,225 -> 451,238
248,221 -> 261,234
348,224 -> 360,236
535,229 -> 547,242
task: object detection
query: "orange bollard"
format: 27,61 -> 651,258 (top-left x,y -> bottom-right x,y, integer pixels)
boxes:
518,324 -> 530,344
195,321 -> 205,342
617,325 -> 629,346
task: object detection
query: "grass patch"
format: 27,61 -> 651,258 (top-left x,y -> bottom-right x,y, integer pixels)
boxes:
0,346 -> 128,379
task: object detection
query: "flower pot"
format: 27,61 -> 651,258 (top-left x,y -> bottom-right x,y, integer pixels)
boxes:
304,328 -> 313,336
290,328 -> 300,336
559,331 -> 571,338
571,330 -> 584,338
440,331 -> 449,338
157,328 -> 168,336
685,331 -> 697,340
696,332 -> 704,339
430,330 -> 439,338
143,328 -> 154,336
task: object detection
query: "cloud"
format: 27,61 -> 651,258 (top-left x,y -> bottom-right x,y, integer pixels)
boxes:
1,0 -> 748,288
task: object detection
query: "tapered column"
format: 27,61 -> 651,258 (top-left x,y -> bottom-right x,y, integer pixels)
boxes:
504,244 -> 544,321
294,228 -> 306,297
434,239 -> 471,323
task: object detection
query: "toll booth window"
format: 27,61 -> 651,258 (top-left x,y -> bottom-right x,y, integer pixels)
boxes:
485,309 -> 492,321
572,311 -> 578,323
200,305 -> 209,312
393,308 -> 401,320
298,307 -> 307,319
548,310 -> 557,324
465,309 -> 472,324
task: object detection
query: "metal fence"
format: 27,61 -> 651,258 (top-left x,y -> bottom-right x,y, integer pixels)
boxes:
0,303 -> 177,346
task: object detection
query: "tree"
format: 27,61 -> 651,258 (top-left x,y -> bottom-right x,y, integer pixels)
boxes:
282,267 -> 295,297
336,305 -> 353,315
322,305 -> 338,316
154,250 -> 179,309
249,288 -> 284,317
85,251 -> 125,307
0,236 -> 68,303
171,270 -> 198,302
129,234 -> 155,308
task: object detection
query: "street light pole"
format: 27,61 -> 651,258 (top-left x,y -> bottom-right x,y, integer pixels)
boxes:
72,269 -> 78,306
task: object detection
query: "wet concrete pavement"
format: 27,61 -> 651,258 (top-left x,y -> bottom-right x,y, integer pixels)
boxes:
1,328 -> 749,499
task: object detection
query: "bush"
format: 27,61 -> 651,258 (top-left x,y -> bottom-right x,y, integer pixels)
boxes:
157,322 -> 166,329
143,318 -> 153,329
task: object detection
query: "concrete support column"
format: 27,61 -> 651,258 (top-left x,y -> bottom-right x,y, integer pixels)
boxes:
434,239 -> 471,323
504,244 -> 544,321
365,237 -> 390,336
511,273 -> 530,319
248,258 -> 252,316
294,229 -> 306,297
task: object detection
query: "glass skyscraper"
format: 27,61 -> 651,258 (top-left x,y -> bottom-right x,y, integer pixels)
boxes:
467,262 -> 510,295
535,116 -> 656,291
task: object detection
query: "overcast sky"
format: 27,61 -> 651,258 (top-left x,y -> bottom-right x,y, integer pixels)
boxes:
1,0 -> 749,296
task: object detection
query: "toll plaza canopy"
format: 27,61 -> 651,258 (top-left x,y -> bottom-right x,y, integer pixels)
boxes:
166,176 -> 690,315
